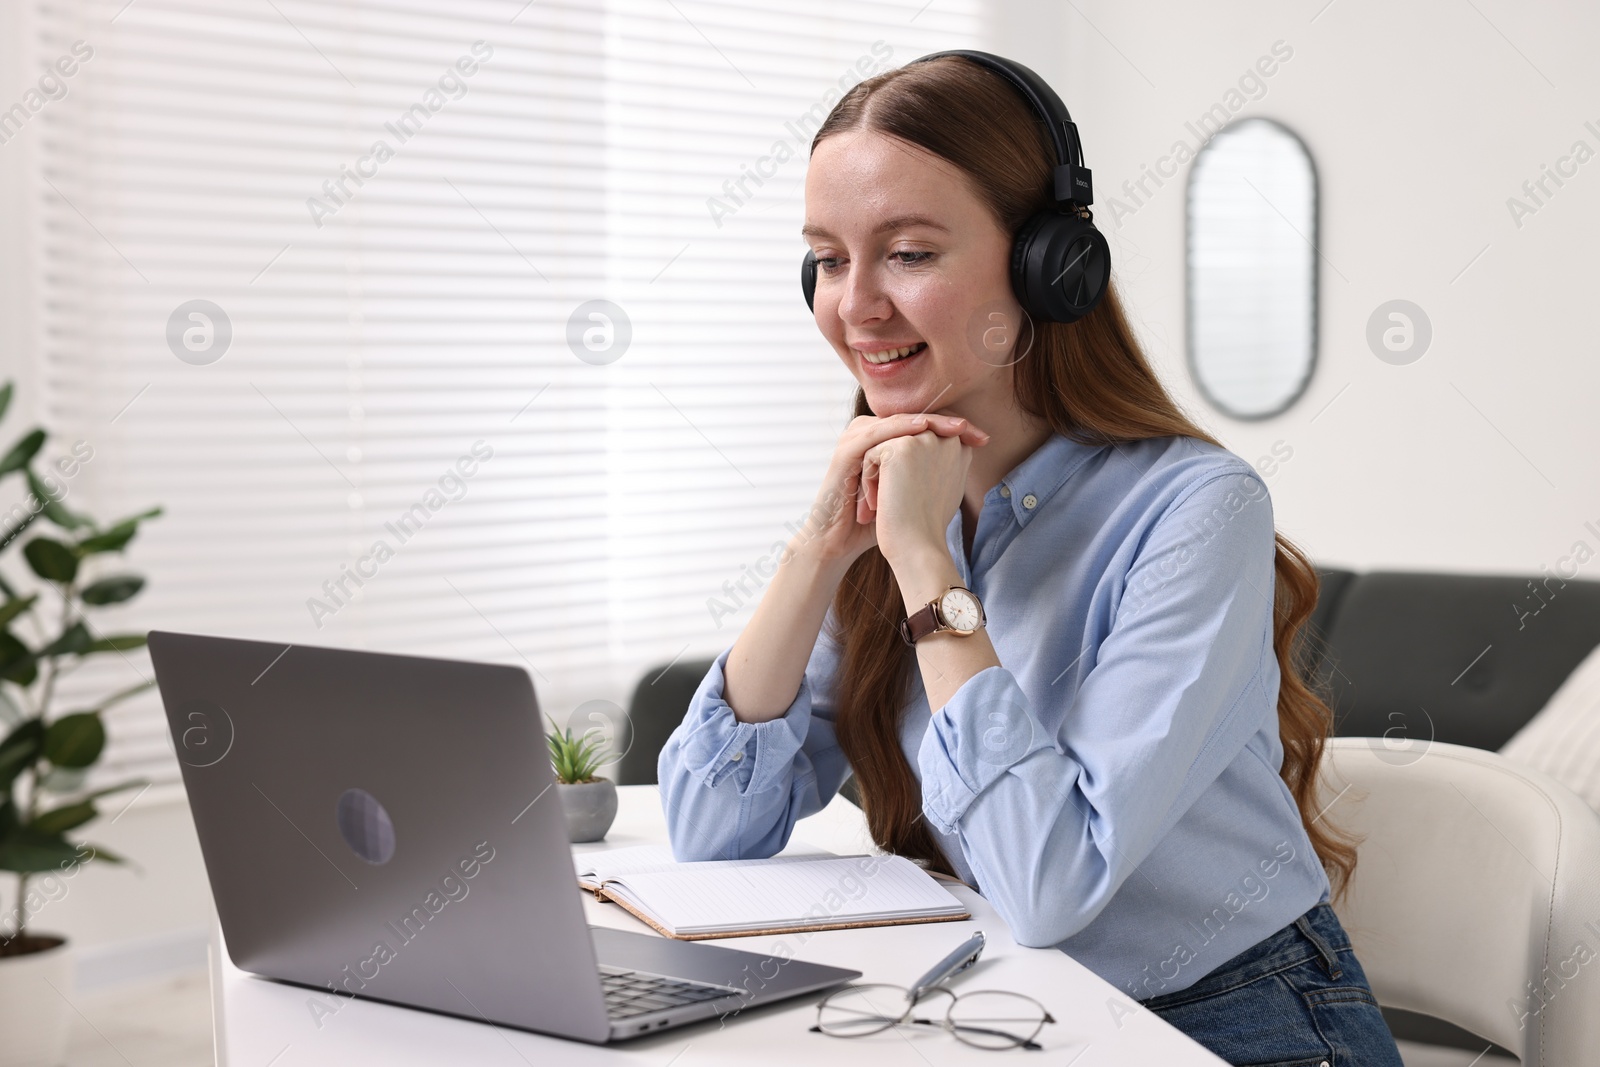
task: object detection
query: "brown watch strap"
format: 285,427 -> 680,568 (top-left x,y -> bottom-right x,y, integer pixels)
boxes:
899,602 -> 942,645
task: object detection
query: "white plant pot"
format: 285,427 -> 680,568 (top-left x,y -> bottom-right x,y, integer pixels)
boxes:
0,934 -> 73,1067
558,778 -> 618,843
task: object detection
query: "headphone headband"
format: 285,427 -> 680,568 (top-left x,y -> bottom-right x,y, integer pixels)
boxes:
907,49 -> 1094,207
800,49 -> 1110,324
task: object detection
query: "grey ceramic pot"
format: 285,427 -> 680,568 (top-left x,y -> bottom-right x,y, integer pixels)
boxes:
558,778 -> 618,843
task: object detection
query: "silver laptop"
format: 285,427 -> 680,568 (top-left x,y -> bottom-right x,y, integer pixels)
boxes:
148,630 -> 859,1044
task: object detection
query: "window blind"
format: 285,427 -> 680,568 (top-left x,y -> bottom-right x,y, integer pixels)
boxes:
22,0 -> 985,800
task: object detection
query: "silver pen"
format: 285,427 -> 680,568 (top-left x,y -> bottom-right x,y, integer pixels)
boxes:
907,930 -> 986,1000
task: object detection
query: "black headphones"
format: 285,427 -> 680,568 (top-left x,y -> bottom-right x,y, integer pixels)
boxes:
800,49 -> 1110,324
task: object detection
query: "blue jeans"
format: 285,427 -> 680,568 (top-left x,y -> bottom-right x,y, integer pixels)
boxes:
1137,903 -> 1404,1067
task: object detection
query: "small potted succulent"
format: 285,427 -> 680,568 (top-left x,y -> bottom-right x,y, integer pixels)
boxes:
546,714 -> 619,843
0,380 -> 160,1066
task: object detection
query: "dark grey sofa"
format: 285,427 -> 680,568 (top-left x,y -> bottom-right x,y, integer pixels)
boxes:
1302,568 -> 1600,753
618,566 -> 1600,1055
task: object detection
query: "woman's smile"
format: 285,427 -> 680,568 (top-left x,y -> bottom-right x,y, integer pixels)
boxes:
855,340 -> 928,371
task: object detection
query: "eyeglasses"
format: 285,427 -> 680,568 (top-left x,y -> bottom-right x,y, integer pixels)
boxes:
810,982 -> 1056,1051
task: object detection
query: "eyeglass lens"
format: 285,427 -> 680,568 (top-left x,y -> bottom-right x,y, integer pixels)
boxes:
946,989 -> 1052,1050
814,984 -> 1050,1050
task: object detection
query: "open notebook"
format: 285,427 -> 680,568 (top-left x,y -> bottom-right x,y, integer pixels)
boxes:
573,845 -> 970,940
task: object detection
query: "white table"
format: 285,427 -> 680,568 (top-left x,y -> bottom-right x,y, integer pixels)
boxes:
211,786 -> 1224,1065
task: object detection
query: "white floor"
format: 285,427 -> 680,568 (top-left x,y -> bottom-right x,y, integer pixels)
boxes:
1394,1041 -> 1517,1067
58,966 -> 1516,1067
64,967 -> 213,1067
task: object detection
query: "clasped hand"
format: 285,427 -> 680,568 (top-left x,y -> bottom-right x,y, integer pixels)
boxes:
858,414 -> 989,569
796,413 -> 989,576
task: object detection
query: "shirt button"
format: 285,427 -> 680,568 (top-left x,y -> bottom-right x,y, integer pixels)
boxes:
730,750 -> 744,762
1021,493 -> 1038,510
998,485 -> 1011,498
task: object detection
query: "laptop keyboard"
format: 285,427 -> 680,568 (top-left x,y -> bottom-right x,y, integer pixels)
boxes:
600,965 -> 737,1018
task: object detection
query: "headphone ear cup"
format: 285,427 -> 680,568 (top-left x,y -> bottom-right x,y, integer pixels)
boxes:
801,249 -> 818,312
1010,212 -> 1111,323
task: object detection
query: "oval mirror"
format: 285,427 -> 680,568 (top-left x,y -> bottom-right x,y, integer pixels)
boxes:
1186,117 -> 1318,420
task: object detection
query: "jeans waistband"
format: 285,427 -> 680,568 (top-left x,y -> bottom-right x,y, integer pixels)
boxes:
1138,902 -> 1352,1008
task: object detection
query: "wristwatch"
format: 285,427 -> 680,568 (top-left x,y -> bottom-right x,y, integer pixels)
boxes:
899,584 -> 986,645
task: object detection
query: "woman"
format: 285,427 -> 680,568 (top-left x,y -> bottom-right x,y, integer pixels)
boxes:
658,52 -> 1404,1066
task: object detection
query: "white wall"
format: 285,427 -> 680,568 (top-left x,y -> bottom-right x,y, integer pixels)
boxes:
22,802 -> 215,989
994,0 -> 1600,577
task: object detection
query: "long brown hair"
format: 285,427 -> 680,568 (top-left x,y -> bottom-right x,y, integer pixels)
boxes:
816,56 -> 1358,900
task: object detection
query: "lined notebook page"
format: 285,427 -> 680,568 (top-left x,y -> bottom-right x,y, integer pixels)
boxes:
573,845 -> 680,887
604,854 -> 964,937
573,843 -> 834,888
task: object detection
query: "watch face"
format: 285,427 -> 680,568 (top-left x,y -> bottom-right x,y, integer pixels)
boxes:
940,588 -> 983,633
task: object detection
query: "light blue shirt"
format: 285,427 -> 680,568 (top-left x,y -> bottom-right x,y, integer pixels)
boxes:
657,431 -> 1330,1000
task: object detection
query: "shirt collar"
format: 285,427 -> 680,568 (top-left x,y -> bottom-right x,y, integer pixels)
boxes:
990,431 -> 1108,527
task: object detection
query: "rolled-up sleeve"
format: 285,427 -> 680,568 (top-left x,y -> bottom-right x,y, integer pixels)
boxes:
658,615 -> 849,861
915,470 -> 1280,947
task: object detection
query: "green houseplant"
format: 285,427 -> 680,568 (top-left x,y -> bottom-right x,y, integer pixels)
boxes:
547,714 -> 619,843
0,380 -> 161,1066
